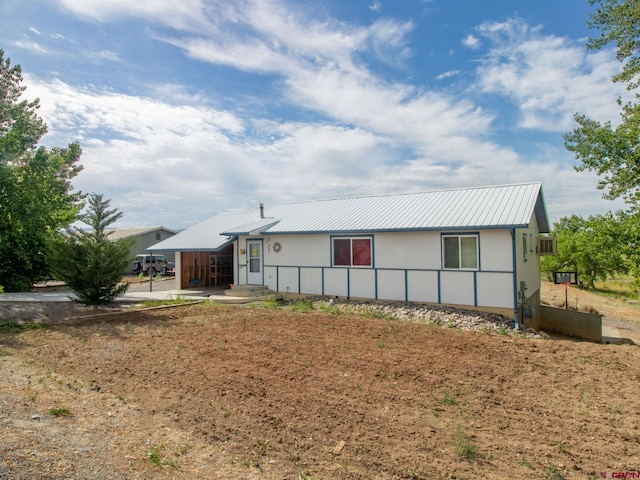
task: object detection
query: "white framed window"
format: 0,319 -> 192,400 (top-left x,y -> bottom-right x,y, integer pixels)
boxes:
332,237 -> 372,267
442,235 -> 478,270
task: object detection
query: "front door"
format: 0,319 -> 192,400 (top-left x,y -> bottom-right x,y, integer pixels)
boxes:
247,239 -> 263,285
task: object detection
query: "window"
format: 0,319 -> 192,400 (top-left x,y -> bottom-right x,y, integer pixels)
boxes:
443,235 -> 478,269
523,234 -> 528,262
155,232 -> 161,240
333,237 -> 372,267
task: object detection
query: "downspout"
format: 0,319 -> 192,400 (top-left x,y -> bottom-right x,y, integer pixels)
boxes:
510,228 -> 519,330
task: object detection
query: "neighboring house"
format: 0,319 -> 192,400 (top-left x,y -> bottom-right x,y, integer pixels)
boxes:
150,183 -> 553,327
107,226 -> 178,263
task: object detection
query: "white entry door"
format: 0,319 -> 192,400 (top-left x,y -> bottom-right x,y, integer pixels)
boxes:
247,240 -> 263,285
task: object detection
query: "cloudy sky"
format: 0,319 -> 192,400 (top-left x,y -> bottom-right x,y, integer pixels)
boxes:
0,0 -> 630,229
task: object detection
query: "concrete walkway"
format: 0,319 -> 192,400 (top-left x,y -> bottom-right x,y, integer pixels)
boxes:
0,280 -> 223,303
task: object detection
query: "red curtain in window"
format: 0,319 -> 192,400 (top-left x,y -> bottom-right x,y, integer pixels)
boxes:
352,239 -> 371,266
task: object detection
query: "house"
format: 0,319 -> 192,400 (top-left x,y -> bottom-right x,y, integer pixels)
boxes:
150,183 -> 552,327
107,226 -> 178,263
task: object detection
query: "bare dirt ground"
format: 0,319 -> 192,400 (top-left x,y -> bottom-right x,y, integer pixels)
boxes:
1,285 -> 639,479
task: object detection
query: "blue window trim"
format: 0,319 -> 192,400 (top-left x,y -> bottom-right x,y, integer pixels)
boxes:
440,232 -> 480,271
330,235 -> 374,268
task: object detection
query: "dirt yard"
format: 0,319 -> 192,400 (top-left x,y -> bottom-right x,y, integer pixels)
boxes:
1,296 -> 639,479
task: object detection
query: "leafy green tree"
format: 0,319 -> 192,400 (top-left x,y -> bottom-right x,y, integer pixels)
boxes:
564,0 -> 640,209
49,194 -> 134,310
0,49 -> 83,291
541,213 -> 628,289
0,49 -> 46,161
616,209 -> 640,289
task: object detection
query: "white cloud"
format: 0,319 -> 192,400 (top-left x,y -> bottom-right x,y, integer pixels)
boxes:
31,2 -> 629,227
474,17 -> 628,130
436,70 -> 460,80
13,38 -> 47,54
57,0 -> 213,32
369,1 -> 382,13
462,34 -> 480,50
91,49 -> 121,62
29,26 -> 41,35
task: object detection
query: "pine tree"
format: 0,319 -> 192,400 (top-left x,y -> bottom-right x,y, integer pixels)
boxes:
49,194 -> 134,310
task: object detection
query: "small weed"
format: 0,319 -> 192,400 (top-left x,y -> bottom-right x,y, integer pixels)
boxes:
141,296 -> 190,307
495,326 -> 509,335
0,319 -> 42,334
319,303 -> 342,316
263,298 -> 280,309
442,391 -> 457,406
28,394 -> 37,402
453,423 -> 477,460
545,463 -> 565,480
124,321 -> 134,332
0,347 -> 12,356
360,306 -> 396,321
255,438 -> 273,454
177,444 -> 190,456
446,319 -> 456,328
289,299 -> 314,313
146,444 -> 176,467
217,340 -> 226,350
269,416 -> 283,429
147,445 -> 164,466
376,339 -> 385,348
612,404 -> 622,414
48,407 -> 71,417
519,456 -> 533,468
553,441 -> 568,454
177,344 -> 186,349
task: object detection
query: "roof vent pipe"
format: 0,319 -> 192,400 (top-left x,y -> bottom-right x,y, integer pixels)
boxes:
260,203 -> 264,219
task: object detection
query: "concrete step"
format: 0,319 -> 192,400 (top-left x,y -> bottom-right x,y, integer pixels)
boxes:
210,285 -> 282,304
224,284 -> 272,297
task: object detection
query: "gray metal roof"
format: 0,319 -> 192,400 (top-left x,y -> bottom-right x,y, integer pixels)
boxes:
150,183 -> 549,251
106,226 -> 177,241
148,211 -> 258,252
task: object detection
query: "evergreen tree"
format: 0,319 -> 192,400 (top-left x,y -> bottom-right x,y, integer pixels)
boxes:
49,194 -> 134,310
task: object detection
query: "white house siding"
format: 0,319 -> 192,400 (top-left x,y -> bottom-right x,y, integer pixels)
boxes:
515,214 -> 542,296
479,230 -> 513,271
375,232 -> 440,269
440,271 -> 475,306
275,266 -> 299,294
323,268 -> 348,296
300,268 -> 323,295
350,269 -> 376,299
476,272 -> 514,308
238,229 -> 519,313
407,271 -> 439,303
376,270 -> 406,301
264,235 -> 327,267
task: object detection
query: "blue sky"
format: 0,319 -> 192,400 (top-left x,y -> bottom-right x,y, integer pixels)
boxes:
0,0 -> 630,229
